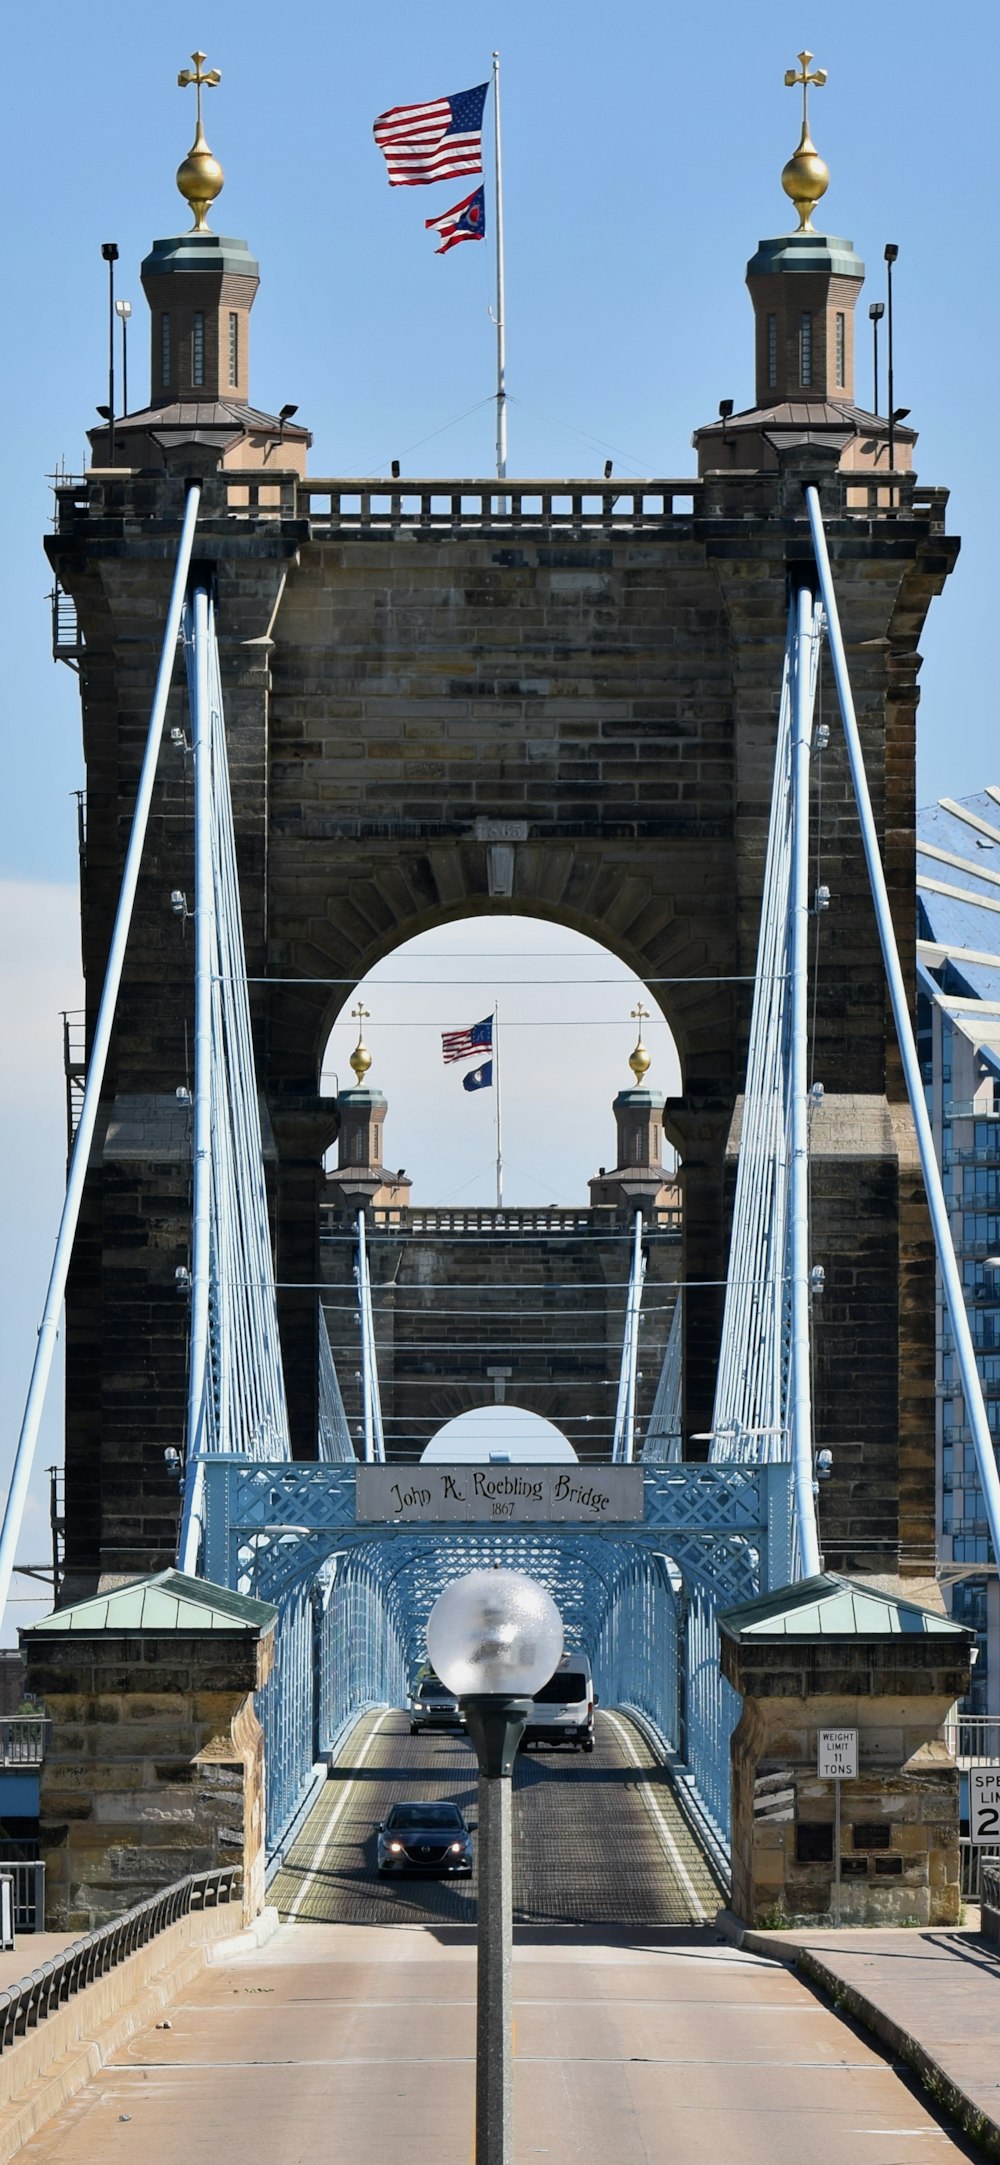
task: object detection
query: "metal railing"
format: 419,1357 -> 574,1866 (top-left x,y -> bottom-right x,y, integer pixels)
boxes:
0,1719 -> 49,1767
0,1867 -> 241,2054
0,1861 -> 45,1934
983,1859 -> 1000,1916
961,1842 -> 1000,1903
944,1715 -> 1000,1763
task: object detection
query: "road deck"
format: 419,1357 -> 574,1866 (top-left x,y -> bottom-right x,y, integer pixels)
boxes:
269,1707 -> 723,1927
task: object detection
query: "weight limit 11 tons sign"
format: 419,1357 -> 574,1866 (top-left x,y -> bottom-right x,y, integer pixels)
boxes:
817,1729 -> 858,1780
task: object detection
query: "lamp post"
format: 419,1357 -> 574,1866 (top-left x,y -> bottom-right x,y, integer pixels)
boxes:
427,1568 -> 563,2165
115,298 -> 132,421
884,244 -> 899,491
868,300 -> 884,416
100,244 -> 119,463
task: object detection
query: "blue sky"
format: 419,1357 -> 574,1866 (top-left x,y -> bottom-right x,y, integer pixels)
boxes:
0,2 -> 997,1623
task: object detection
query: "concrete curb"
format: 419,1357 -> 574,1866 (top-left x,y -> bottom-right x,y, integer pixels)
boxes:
716,1910 -> 1000,2159
205,1904 -> 282,1963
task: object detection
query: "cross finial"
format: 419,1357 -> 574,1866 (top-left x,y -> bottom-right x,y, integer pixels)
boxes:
628,1004 -> 651,1085
349,1003 -> 373,1085
177,50 -> 222,142
781,49 -> 830,232
784,49 -> 827,135
175,50 -> 224,231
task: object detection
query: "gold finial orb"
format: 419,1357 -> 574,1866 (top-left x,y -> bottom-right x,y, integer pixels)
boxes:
349,1002 -> 373,1085
176,50 -> 224,232
781,49 -> 829,232
628,1002 -> 652,1086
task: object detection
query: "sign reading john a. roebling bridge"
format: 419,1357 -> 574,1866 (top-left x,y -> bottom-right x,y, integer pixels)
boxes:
357,1464 -> 644,1525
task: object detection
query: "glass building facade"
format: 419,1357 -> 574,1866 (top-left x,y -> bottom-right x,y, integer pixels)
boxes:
917,788 -> 1000,1714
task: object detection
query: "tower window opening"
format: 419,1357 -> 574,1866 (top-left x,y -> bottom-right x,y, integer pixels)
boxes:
767,313 -> 778,390
800,313 -> 812,388
192,313 -> 205,387
228,311 -> 239,387
835,311 -> 846,389
160,313 -> 171,389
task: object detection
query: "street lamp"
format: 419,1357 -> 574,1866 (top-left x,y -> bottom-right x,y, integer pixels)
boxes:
100,243 -> 119,464
427,1568 -> 563,2165
884,244 -> 899,492
868,300 -> 884,415
115,298 -> 132,421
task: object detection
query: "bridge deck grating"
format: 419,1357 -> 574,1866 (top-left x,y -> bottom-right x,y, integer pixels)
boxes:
270,1709 -> 723,1928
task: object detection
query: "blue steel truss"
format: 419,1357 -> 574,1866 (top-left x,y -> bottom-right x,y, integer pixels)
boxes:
202,1457 -> 791,1852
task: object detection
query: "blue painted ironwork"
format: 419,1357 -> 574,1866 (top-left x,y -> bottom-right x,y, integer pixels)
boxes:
355,1208 -> 385,1463
177,593 -> 291,1572
201,1456 -> 791,1848
612,1210 -> 646,1463
641,1291 -> 682,1462
0,485 -> 203,1625
317,1302 -> 357,1463
807,484 -> 1000,1570
708,592 -> 823,1579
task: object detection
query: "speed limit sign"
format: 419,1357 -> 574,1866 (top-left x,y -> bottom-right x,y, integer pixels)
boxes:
969,1768 -> 1000,1844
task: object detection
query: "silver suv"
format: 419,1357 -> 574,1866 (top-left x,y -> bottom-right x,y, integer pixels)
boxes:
408,1675 -> 462,1732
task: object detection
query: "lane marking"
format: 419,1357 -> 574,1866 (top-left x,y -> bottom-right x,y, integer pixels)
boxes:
283,1708 -> 391,1922
603,1710 -> 710,1922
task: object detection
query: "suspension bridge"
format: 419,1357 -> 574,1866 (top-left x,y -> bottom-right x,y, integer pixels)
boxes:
3,474 -> 995,1921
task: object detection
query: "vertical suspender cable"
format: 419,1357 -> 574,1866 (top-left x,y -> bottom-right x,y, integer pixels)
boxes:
178,581 -> 216,1571
0,482 -> 202,1623
806,483 -> 1000,1567
789,585 -> 822,1576
356,1209 -> 384,1463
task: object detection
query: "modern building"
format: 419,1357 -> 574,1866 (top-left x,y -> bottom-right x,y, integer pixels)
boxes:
917,788 -> 1000,1711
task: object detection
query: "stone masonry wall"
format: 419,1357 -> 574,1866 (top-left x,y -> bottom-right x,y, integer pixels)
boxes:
24,1629 -> 272,1931
723,1632 -> 971,1929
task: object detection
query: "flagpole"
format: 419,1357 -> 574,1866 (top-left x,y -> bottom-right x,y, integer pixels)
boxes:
492,50 -> 507,484
494,1001 -> 503,1208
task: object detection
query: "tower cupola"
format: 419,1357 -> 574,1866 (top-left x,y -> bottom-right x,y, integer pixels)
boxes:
693,50 -> 916,482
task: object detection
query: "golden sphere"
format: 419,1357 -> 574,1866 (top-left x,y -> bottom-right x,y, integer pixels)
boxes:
628,1038 -> 651,1086
176,147 -> 225,231
350,1038 -> 373,1085
781,143 -> 829,232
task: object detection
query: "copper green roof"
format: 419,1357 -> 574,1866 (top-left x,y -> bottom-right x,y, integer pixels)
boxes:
21,1569 -> 276,1637
718,1573 -> 972,1642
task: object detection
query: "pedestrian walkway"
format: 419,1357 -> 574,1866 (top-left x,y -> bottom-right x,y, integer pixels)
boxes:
734,1916 -> 1000,2158
14,1921 -> 972,2164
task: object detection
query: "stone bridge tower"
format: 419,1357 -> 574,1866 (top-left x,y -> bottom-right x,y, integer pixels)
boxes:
47,64 -> 956,1592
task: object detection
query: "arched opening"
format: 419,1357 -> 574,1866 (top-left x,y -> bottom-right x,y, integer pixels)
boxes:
320,914 -> 681,1208
315,914 -> 685,1465
421,1405 -> 578,1462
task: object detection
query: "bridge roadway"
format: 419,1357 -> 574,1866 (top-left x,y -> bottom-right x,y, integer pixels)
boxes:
270,1708 -> 723,1928
17,1713 -> 973,2163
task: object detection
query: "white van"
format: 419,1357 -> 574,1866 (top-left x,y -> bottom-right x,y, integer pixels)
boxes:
521,1655 -> 596,1752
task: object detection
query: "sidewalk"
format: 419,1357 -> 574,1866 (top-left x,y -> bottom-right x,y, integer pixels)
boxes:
723,1911 -> 1000,2157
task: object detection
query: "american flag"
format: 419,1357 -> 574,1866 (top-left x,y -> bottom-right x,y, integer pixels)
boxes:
426,186 -> 486,255
373,82 -> 488,188
441,1015 -> 493,1064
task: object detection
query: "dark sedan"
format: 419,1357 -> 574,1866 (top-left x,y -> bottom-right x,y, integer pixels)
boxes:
376,1800 -> 473,1876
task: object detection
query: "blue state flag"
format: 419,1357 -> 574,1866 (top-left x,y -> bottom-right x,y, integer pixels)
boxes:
463,1060 -> 493,1092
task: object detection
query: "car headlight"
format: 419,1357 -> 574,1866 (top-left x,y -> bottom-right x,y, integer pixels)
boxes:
388,1840 -> 403,1853
449,1841 -> 463,1853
